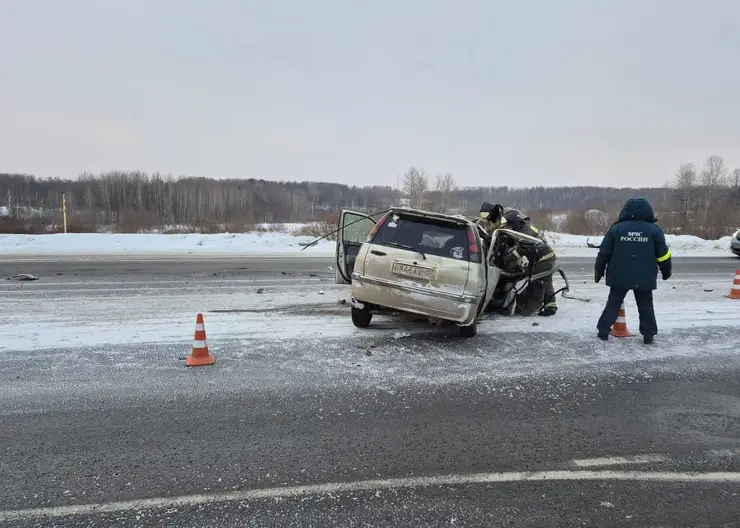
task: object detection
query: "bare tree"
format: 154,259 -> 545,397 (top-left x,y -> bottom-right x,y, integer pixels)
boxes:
402,166 -> 429,209
698,155 -> 728,231
675,163 -> 697,188
672,163 -> 697,231
701,155 -> 728,187
435,173 -> 457,212
731,168 -> 740,188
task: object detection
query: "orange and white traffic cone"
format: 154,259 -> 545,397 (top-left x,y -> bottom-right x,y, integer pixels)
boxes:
186,313 -> 215,367
727,269 -> 740,300
611,303 -> 632,337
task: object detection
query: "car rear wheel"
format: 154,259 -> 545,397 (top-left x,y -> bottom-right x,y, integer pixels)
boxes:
351,306 -> 373,328
459,321 -> 477,338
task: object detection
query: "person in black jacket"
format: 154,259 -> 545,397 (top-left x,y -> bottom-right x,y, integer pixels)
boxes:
594,197 -> 672,344
476,203 -> 559,316
500,208 -> 559,316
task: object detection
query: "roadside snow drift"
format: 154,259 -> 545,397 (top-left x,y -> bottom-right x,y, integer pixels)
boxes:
0,232 -> 335,255
0,231 -> 734,257
546,233 -> 734,257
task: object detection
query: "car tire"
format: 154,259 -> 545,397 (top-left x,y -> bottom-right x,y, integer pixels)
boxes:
459,321 -> 477,338
351,306 -> 373,328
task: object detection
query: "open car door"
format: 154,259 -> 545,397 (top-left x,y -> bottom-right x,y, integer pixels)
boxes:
335,210 -> 377,284
480,231 -> 500,313
491,228 -> 552,314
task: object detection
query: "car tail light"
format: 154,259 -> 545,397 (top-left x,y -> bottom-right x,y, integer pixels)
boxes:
366,213 -> 389,242
467,227 -> 479,255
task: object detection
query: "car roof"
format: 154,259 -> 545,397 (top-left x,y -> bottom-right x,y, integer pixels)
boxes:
388,207 -> 473,226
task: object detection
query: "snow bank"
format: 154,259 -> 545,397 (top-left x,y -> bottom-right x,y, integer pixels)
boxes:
0,230 -> 733,257
546,232 -> 734,257
0,232 -> 334,256
259,222 -> 307,234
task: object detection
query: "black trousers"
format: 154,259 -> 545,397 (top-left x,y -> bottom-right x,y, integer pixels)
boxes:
596,288 -> 657,337
538,257 -> 557,308
516,257 -> 557,316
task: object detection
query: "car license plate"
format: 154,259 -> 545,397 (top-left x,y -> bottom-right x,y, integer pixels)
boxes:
391,262 -> 436,280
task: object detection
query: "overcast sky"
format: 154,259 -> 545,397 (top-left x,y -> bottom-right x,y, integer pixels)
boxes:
1,0 -> 739,188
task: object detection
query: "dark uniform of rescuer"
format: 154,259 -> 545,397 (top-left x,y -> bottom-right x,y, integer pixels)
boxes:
595,197 -> 672,344
477,202 -> 559,316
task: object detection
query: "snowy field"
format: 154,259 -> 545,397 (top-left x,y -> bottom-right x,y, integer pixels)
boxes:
0,230 -> 734,257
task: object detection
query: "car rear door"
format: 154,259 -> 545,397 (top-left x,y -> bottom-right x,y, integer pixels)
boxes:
335,210 -> 376,284
362,212 -> 470,296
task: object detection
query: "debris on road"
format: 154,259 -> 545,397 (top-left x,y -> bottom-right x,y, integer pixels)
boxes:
562,291 -> 591,302
7,273 -> 40,281
257,287 -> 266,294
337,298 -> 347,305
318,290 -> 325,295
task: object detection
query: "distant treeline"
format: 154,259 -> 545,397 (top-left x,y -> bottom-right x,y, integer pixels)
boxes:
0,171 -> 670,223
1,159 -> 739,238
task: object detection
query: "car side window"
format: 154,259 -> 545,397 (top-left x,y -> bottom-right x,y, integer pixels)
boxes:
343,213 -> 375,243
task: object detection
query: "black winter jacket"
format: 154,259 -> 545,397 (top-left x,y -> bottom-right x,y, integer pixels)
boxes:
595,198 -> 672,291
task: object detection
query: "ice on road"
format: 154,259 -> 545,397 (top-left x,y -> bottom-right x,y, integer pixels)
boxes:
1,277 -> 738,349
1,266 -> 738,350
1,259 -> 738,404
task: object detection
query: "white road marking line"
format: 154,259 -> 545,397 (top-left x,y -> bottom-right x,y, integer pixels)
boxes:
571,455 -> 669,467
2,470 -> 740,521
706,448 -> 740,458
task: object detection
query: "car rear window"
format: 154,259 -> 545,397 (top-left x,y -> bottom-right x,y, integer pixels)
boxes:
371,213 -> 471,261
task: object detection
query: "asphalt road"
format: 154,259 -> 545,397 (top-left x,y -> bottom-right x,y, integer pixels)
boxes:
2,255 -> 740,527
4,364 -> 740,527
2,254 -> 738,283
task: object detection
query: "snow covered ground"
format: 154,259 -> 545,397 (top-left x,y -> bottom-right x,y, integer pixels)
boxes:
547,232 -> 735,257
0,230 -> 734,257
1,257 -> 738,407
0,231 -> 335,256
2,265 -> 737,354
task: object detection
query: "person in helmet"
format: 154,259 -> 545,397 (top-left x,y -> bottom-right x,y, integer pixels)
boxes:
477,202 -> 505,234
499,208 -> 558,316
477,203 -> 558,316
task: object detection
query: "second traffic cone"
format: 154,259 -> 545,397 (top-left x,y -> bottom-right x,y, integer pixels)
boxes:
611,303 -> 632,337
186,313 -> 215,367
727,269 -> 740,299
